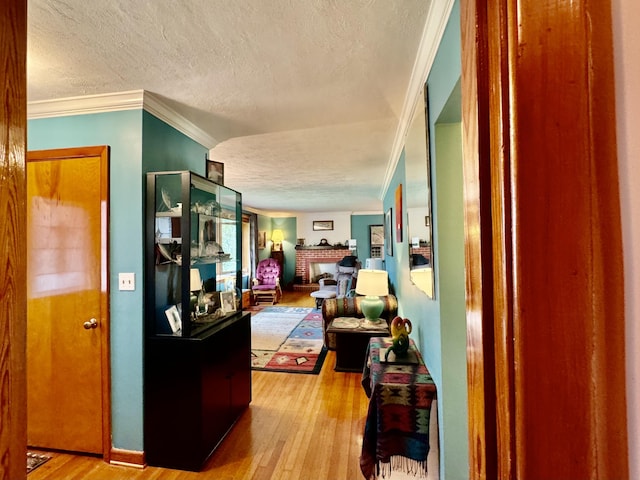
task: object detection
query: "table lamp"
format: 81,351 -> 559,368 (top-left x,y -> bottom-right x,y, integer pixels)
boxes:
190,268 -> 204,316
355,269 -> 389,326
271,229 -> 284,251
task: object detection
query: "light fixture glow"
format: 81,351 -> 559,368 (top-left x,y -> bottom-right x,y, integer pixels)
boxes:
271,229 -> 285,251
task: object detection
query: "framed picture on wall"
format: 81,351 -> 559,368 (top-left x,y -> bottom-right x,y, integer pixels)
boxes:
370,225 -> 384,246
313,220 -> 334,231
257,230 -> 266,249
395,184 -> 403,242
385,208 -> 393,256
206,159 -> 224,185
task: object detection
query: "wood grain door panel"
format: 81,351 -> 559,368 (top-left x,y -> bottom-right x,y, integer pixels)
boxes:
26,147 -> 110,457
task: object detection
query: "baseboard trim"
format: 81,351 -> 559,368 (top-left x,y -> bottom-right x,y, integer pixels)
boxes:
109,448 -> 146,469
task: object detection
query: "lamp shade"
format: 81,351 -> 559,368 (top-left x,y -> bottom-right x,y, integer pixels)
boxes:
190,268 -> 203,291
356,269 -> 388,325
355,269 -> 389,297
271,229 -> 285,243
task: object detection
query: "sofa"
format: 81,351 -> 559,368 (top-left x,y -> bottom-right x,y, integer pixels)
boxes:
321,294 -> 398,350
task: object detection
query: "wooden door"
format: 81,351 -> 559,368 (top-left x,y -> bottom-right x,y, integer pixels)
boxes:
26,146 -> 110,457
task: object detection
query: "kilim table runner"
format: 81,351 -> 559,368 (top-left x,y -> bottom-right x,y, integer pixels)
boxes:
360,337 -> 437,479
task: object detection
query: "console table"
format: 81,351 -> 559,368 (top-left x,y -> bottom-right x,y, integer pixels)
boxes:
360,337 -> 437,479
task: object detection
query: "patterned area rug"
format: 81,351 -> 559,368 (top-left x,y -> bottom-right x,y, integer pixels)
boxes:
251,306 -> 327,374
27,451 -> 51,473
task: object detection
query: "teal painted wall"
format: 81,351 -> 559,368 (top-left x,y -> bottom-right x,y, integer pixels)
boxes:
257,214 -> 272,262
271,216 -> 297,286
142,112 -> 208,174
383,155 -> 406,296
351,214 -> 384,264
384,2 -> 468,478
28,110 -> 207,452
433,122 -> 467,480
255,214 -> 297,286
426,2 -> 468,476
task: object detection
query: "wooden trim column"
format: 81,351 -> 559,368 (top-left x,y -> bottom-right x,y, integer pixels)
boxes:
460,0 -> 498,477
0,1 -> 27,479
461,0 -> 628,478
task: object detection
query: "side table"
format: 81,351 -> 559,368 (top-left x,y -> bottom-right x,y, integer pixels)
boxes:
326,317 -> 389,372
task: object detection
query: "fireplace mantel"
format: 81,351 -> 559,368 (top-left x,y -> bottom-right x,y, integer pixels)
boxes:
295,245 -> 349,250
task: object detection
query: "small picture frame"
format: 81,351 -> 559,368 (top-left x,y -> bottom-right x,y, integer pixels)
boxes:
313,220 -> 333,231
199,214 -> 216,243
257,230 -> 266,249
164,305 -> 182,333
206,159 -> 224,185
220,291 -> 236,314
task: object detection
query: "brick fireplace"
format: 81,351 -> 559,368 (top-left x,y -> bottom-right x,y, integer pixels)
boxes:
295,246 -> 351,284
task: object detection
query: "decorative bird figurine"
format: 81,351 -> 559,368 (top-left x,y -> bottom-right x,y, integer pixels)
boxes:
386,316 -> 412,360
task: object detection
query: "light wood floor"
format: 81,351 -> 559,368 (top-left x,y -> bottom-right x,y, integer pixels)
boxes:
29,290 -> 371,480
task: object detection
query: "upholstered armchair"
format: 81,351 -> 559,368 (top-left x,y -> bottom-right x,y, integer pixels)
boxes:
334,256 -> 361,291
321,294 -> 398,349
252,258 -> 282,304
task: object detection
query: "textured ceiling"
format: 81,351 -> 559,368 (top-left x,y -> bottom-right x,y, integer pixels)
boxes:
28,0 -> 438,214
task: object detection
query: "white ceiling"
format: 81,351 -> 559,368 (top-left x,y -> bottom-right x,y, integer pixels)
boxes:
27,0 -> 450,215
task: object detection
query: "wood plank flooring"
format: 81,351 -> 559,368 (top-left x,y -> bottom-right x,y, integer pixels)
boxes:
28,291 -> 371,480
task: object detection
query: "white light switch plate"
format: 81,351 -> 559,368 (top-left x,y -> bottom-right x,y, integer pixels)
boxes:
118,272 -> 135,291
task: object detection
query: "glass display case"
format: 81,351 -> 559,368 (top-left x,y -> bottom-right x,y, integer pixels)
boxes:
145,170 -> 242,337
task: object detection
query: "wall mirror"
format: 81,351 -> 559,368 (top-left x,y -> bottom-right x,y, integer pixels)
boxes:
405,85 -> 434,298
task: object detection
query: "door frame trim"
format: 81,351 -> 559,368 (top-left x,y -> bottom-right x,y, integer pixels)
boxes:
461,0 -> 628,477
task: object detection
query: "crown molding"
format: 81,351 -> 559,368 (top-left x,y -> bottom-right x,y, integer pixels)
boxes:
380,0 -> 456,200
142,92 -> 218,148
27,90 -> 145,118
27,90 -> 218,148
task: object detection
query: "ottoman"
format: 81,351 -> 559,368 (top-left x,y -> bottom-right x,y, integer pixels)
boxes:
310,290 -> 337,309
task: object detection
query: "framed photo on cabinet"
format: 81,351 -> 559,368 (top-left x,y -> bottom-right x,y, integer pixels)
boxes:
164,305 -> 182,333
220,291 -> 236,314
206,159 -> 224,185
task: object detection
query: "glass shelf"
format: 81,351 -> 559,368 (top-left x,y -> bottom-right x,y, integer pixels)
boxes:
145,170 -> 242,337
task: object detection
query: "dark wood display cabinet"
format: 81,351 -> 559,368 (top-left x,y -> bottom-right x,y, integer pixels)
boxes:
144,311 -> 251,471
144,171 -> 250,471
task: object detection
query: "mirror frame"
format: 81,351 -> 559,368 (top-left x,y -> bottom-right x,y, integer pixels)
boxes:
406,84 -> 435,298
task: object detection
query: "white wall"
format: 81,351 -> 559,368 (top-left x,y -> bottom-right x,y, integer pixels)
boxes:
296,211 -> 352,247
408,206 -> 431,243
612,1 -> 640,476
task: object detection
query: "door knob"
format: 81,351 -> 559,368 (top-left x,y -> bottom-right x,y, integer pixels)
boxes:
83,318 -> 98,329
